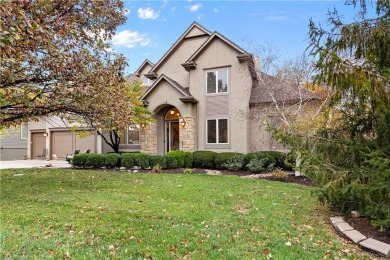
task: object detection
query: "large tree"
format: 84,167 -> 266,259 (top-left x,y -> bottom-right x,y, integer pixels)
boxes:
277,0 -> 390,229
0,0 -> 128,127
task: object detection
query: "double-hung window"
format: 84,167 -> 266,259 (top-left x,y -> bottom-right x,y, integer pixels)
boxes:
206,70 -> 228,94
207,119 -> 228,144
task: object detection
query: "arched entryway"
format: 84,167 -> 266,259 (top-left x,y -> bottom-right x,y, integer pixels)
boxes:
165,107 -> 181,152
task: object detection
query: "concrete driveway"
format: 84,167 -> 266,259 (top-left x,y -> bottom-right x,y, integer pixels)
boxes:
0,160 -> 72,169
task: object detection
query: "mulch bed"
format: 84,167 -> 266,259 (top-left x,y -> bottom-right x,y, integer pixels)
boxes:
343,217 -> 390,245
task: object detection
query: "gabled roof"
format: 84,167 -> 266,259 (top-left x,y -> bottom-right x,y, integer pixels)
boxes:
185,32 -> 250,63
134,59 -> 155,76
142,74 -> 198,104
148,22 -> 212,74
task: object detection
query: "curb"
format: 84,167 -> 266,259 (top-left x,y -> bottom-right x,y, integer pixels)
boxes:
330,217 -> 390,257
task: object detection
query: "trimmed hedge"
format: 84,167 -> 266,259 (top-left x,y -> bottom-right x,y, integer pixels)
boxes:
85,154 -> 105,168
149,155 -> 166,168
121,153 -> 136,168
193,151 -> 216,168
165,154 -> 178,169
184,152 -> 193,168
133,153 -> 150,169
105,153 -> 120,168
167,150 -> 186,168
258,151 -> 286,168
71,154 -> 88,168
214,152 -> 243,169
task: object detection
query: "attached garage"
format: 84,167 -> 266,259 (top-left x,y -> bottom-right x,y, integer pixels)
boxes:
51,131 -> 96,159
31,132 -> 47,159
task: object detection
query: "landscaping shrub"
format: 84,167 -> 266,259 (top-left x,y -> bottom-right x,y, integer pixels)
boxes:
272,168 -> 288,180
152,164 -> 162,173
165,154 -> 178,169
133,153 -> 150,169
182,168 -> 193,174
121,153 -> 136,168
184,151 -> 193,168
105,153 -> 120,168
309,153 -> 390,231
256,152 -> 277,166
281,151 -> 296,171
71,154 -> 87,168
259,151 -> 286,168
167,150 -> 185,168
223,154 -> 246,171
246,157 -> 275,173
85,154 -> 105,168
193,151 -> 216,168
149,155 -> 166,169
244,152 -> 258,168
214,152 -> 243,169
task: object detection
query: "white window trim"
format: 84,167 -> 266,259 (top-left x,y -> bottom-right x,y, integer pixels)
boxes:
20,123 -> 28,140
206,69 -> 229,95
206,118 -> 229,144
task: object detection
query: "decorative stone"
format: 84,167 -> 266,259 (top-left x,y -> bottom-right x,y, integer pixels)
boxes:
343,230 -> 367,243
351,211 -> 360,218
334,222 -> 354,232
359,238 -> 390,256
330,217 -> 344,224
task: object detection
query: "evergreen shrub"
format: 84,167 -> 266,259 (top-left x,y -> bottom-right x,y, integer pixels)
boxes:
85,154 -> 105,168
121,153 -> 136,168
167,150 -> 185,168
149,155 -> 166,169
165,154 -> 178,169
133,153 -> 150,169
184,152 -> 193,168
193,151 -> 216,168
214,152 -> 243,169
71,154 -> 87,168
105,153 -> 120,168
223,154 -> 246,171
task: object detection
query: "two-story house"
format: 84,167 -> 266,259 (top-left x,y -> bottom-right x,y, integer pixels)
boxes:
2,22 -> 312,160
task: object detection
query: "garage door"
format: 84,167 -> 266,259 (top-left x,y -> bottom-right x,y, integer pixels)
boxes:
51,131 -> 96,159
31,132 -> 47,159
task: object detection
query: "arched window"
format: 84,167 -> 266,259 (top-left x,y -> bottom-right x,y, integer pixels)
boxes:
165,108 -> 180,120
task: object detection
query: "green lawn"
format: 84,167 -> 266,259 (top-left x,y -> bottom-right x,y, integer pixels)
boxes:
1,169 -> 371,259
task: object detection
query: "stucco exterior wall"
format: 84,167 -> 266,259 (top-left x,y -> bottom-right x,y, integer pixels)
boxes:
155,36 -> 209,88
188,38 -> 252,153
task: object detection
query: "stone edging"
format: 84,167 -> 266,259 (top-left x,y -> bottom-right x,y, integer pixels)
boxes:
330,217 -> 390,257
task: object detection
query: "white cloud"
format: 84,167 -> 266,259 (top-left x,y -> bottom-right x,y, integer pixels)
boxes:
188,3 -> 202,12
213,8 -> 219,13
111,30 -> 151,48
171,6 -> 177,11
138,7 -> 159,20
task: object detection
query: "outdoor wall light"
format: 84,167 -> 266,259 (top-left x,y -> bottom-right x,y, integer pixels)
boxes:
181,120 -> 186,127
43,132 -> 48,137
170,110 -> 174,115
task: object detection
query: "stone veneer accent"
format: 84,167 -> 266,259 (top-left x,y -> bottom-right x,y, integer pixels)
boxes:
179,117 -> 196,152
140,121 -> 157,154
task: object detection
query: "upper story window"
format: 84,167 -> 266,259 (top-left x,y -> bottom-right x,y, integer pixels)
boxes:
119,126 -> 140,145
20,123 -> 28,140
206,69 -> 228,94
142,75 -> 153,86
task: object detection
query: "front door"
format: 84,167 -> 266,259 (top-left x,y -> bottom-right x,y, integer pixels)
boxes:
166,121 -> 179,153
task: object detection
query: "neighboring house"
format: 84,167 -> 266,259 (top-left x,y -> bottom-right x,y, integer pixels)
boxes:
0,124 -> 28,160
2,22 -> 315,160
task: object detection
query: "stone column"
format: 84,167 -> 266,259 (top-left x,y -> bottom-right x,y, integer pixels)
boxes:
179,117 -> 196,152
140,121 -> 157,154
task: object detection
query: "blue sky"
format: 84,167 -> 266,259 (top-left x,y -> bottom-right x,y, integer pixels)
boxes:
110,1 -> 359,74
